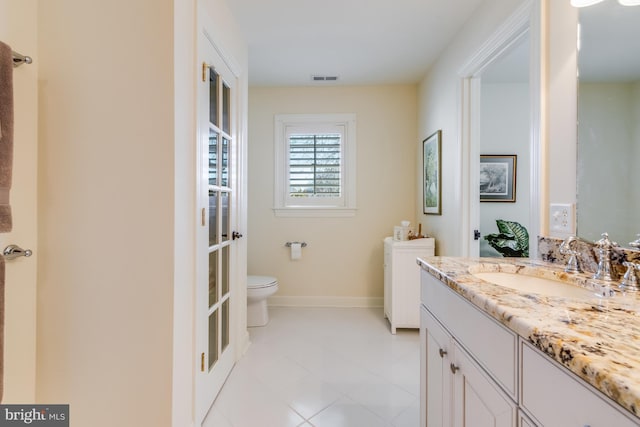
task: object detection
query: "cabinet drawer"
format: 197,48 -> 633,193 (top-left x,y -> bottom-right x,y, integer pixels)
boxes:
421,270 -> 518,399
521,342 -> 639,427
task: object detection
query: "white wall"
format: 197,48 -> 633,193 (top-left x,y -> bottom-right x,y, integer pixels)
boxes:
480,83 -> 530,256
37,1 -> 175,424
0,0 -> 38,403
248,85 -> 417,305
416,0 -> 525,256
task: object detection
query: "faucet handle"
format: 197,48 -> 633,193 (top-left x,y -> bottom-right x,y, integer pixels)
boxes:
559,236 -> 582,273
564,253 -> 582,274
560,236 -> 579,254
595,232 -> 618,249
619,261 -> 640,292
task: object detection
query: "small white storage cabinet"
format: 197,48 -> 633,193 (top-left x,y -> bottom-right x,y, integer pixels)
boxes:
383,237 -> 434,334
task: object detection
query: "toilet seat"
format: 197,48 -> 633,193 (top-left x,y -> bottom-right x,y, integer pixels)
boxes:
248,275 -> 278,289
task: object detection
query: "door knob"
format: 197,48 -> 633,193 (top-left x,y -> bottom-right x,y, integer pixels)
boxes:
232,231 -> 243,240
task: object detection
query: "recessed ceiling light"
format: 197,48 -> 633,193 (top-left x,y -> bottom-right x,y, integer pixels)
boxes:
311,75 -> 339,82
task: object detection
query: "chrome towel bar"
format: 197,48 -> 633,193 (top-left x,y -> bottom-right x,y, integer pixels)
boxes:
3,244 -> 32,260
12,51 -> 32,68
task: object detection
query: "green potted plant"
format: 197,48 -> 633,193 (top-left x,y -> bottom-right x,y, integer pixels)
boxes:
484,219 -> 529,257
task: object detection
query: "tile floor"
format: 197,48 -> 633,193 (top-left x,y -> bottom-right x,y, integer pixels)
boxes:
203,307 -> 420,427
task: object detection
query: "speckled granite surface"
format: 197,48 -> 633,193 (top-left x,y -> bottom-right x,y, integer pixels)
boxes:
418,256 -> 640,419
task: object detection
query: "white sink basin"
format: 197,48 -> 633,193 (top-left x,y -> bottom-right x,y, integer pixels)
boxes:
472,271 -> 599,298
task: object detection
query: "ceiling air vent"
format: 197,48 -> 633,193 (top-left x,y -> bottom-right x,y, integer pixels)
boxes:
311,75 -> 339,82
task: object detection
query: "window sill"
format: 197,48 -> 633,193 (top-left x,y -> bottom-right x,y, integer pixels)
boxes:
273,207 -> 357,218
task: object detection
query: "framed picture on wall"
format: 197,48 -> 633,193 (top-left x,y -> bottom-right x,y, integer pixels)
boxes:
423,130 -> 442,215
480,155 -> 517,202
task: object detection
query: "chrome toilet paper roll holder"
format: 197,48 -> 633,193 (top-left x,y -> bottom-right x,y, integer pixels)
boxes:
285,241 -> 307,248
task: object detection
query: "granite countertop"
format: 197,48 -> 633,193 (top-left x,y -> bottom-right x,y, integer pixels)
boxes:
418,256 -> 640,419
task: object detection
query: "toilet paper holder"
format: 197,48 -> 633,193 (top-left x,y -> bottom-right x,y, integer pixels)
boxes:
285,241 -> 307,248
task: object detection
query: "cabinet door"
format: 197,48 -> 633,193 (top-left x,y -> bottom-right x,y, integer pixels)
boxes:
421,307 -> 451,427
451,342 -> 517,427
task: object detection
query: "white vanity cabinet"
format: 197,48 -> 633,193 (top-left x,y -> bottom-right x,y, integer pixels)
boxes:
383,237 -> 434,333
420,267 -> 640,427
420,271 -> 517,427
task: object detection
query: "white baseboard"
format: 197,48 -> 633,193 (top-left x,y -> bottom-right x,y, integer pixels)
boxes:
268,296 -> 383,308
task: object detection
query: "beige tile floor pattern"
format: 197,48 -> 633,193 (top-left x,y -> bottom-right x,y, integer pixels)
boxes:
203,307 -> 420,427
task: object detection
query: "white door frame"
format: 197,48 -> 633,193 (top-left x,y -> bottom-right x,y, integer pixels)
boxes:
458,0 -> 542,258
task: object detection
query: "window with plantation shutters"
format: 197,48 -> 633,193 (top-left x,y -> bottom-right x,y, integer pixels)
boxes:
288,133 -> 341,197
274,114 -> 356,217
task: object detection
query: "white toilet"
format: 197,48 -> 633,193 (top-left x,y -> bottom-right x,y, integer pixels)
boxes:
247,275 -> 279,327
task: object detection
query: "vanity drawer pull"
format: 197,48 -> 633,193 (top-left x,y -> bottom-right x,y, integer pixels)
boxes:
450,363 -> 459,374
439,348 -> 447,358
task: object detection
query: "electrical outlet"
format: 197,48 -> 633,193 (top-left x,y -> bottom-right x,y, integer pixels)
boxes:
550,203 -> 575,237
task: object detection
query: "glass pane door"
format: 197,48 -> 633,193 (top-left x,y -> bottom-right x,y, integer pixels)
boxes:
207,67 -> 232,373
196,49 -> 237,423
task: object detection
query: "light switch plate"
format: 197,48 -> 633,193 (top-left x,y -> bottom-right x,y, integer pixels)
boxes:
550,203 -> 575,237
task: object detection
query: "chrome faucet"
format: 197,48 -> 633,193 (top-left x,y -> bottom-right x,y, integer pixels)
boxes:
593,232 -> 618,282
620,261 -> 640,292
559,236 -> 583,273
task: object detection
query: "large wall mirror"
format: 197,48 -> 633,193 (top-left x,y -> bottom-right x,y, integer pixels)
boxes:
577,2 -> 640,248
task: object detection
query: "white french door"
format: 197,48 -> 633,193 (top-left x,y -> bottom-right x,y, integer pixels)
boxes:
195,33 -> 239,424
